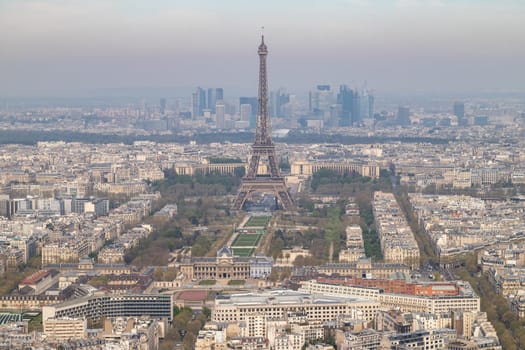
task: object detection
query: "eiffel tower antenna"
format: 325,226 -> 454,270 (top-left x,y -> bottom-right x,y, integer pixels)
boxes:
232,35 -> 295,211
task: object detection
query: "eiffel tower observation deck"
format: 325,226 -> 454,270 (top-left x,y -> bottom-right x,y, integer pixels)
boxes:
232,36 -> 295,211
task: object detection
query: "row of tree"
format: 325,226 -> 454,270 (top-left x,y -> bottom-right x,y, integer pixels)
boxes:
354,194 -> 383,261
207,157 -> 242,164
157,168 -> 243,195
0,129 -> 452,146
455,255 -> 525,350
161,306 -> 211,350
394,188 -> 438,266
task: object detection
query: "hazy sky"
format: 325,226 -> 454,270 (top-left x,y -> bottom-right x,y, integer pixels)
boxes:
1,0 -> 524,97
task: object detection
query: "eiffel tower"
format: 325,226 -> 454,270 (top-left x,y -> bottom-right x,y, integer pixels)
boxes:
232,35 -> 294,211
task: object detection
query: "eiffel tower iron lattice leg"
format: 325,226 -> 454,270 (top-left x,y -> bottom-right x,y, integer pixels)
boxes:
233,178 -> 294,211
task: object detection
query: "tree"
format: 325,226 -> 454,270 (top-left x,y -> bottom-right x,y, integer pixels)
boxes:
202,307 -> 212,320
269,236 -> 285,259
207,157 -> 242,164
182,333 -> 197,350
279,158 -> 291,172
502,310 -> 517,327
186,319 -> 203,335
268,269 -> 280,282
279,268 -> 292,280
292,255 -> 304,266
310,239 -> 327,260
191,235 -> 212,257
189,216 -> 199,225
173,309 -> 192,330
153,268 -> 164,281
164,267 -> 178,280
234,166 -> 246,178
499,331 -> 517,350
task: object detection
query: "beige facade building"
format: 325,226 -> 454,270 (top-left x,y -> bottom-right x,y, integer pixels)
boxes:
339,225 -> 366,263
174,162 -> 247,176
98,246 -> 125,264
41,240 -> 89,265
212,290 -> 380,324
373,192 -> 420,269
290,160 -> 380,178
509,295 -> 525,319
300,279 -> 480,314
318,258 -> 410,279
487,267 -> 525,296
195,326 -> 227,350
43,317 -> 87,340
378,293 -> 480,314
299,280 -> 381,300
180,246 -> 251,280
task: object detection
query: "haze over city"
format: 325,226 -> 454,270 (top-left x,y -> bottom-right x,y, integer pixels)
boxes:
1,1 -> 525,350
1,0 -> 524,97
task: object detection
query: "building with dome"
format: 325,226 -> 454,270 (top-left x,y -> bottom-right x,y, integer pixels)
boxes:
179,246 -> 273,281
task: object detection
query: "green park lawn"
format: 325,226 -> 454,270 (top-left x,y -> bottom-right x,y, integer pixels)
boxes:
231,234 -> 262,247
245,216 -> 271,227
232,248 -> 255,257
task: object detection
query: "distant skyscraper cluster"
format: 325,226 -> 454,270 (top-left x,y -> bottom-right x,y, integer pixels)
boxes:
238,90 -> 292,129
183,83 -> 379,131
308,84 -> 374,128
270,89 -> 291,119
192,87 -> 224,119
172,78 -> 498,133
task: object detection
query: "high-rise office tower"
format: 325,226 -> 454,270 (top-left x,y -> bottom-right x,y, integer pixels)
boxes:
360,90 -> 374,119
159,98 -> 166,115
453,101 -> 467,126
216,103 -> 226,129
207,88 -> 216,113
240,104 -> 252,122
360,95 -> 369,120
191,87 -> 206,118
215,88 -> 224,101
397,106 -> 411,126
337,86 -> 349,126
199,88 -> 206,113
203,88 -> 224,113
274,89 -> 290,118
240,97 -> 258,128
352,91 -> 361,125
368,94 -> 375,119
191,92 -> 199,119
453,101 -> 465,118
337,85 -> 360,126
215,88 -> 224,114
309,85 -> 334,116
329,104 -> 342,128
